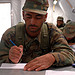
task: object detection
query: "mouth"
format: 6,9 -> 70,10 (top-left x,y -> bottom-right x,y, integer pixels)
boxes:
29,25 -> 38,29
30,26 -> 37,29
27,25 -> 40,32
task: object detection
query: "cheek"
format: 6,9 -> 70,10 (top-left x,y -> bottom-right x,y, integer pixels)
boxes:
25,18 -> 31,24
37,20 -> 44,27
38,19 -> 45,24
36,21 -> 42,26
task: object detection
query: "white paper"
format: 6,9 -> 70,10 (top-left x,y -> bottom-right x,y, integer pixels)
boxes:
45,70 -> 75,75
0,63 -> 26,69
70,45 -> 75,52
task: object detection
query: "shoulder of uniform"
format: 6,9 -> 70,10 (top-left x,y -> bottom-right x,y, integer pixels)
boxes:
46,22 -> 56,28
5,25 -> 16,34
16,22 -> 25,26
46,22 -> 62,33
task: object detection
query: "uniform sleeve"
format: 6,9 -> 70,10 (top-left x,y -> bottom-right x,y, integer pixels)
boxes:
0,26 -> 16,63
49,25 -> 75,66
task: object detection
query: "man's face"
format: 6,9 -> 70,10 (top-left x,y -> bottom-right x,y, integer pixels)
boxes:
23,11 -> 47,33
57,20 -> 63,26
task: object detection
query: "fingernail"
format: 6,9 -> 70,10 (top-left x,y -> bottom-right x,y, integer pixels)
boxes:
35,69 -> 38,71
28,68 -> 31,71
24,67 -> 26,71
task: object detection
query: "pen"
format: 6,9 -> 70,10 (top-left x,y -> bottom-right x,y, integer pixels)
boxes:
10,39 -> 16,46
10,40 -> 22,53
72,64 -> 75,68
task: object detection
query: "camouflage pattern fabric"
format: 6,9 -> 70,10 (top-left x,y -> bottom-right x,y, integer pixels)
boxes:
0,22 -> 75,67
63,21 -> 75,43
63,21 -> 75,39
22,0 -> 49,15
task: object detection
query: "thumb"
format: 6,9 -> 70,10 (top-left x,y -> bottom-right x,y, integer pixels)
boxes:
19,45 -> 23,49
19,45 -> 23,53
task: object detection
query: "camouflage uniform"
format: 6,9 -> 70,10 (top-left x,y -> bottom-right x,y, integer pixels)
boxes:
56,16 -> 65,31
0,0 -> 75,67
0,22 -> 75,67
63,21 -> 75,43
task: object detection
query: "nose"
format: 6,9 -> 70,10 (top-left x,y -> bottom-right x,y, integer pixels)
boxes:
31,18 -> 36,25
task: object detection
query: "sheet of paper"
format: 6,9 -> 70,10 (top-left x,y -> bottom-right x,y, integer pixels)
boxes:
70,45 -> 75,52
0,63 -> 26,69
45,70 -> 75,75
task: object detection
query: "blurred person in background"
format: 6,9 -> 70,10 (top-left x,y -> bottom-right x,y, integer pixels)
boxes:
63,21 -> 75,45
56,16 -> 65,31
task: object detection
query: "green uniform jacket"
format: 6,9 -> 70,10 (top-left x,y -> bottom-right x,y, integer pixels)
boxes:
0,22 -> 75,67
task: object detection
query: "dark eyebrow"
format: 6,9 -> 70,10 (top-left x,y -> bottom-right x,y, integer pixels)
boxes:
36,14 -> 43,17
25,14 -> 31,16
25,13 -> 43,17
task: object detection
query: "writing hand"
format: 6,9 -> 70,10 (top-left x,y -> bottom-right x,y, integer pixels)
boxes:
24,53 -> 55,71
9,45 -> 23,63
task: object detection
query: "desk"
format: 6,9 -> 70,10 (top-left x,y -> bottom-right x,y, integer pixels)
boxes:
0,66 -> 75,75
0,69 -> 45,75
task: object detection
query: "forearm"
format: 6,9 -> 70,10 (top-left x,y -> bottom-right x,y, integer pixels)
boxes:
50,27 -> 75,66
51,38 -> 75,66
51,49 -> 75,66
0,53 -> 9,63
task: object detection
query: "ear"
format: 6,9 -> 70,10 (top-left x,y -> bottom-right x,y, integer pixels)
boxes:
45,13 -> 47,18
44,13 -> 47,21
22,11 -> 24,20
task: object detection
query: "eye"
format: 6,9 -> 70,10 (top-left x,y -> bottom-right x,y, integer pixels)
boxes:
36,15 -> 43,19
24,14 -> 32,19
36,16 -> 42,19
25,16 -> 31,19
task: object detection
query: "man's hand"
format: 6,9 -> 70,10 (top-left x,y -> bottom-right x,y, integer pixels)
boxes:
9,45 -> 23,63
24,53 -> 55,71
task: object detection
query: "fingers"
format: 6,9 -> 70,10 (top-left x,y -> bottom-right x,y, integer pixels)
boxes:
24,60 -> 39,71
24,57 -> 45,71
24,62 -> 47,71
25,64 -> 41,71
10,47 -> 21,54
19,45 -> 23,48
35,65 -> 47,71
24,53 -> 55,71
19,45 -> 23,54
9,45 -> 23,63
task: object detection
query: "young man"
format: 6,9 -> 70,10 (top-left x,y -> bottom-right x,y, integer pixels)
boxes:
56,16 -> 65,29
0,0 -> 75,71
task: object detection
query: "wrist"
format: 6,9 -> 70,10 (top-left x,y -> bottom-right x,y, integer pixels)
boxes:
47,53 -> 55,64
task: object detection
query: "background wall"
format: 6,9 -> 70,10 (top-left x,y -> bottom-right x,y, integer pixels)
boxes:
59,0 -> 75,22
0,0 -> 75,26
47,0 -> 70,25
11,0 -> 21,26
47,0 -> 75,25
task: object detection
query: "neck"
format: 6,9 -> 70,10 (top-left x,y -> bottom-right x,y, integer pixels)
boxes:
26,30 -> 41,38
